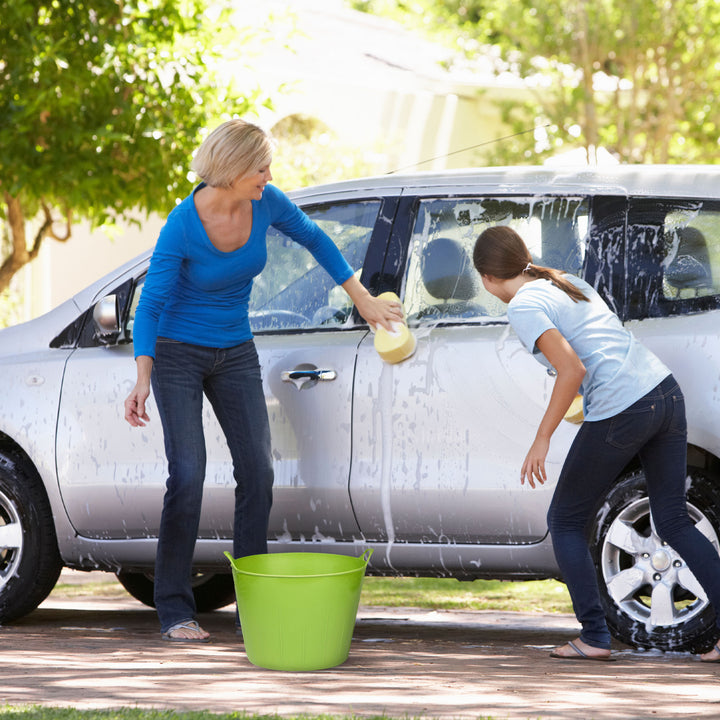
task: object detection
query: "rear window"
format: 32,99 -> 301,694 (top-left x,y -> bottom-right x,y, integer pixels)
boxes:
662,208 -> 720,301
626,198 -> 720,319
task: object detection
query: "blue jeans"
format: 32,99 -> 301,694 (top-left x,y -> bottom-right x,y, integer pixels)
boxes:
548,374 -> 720,649
151,338 -> 274,633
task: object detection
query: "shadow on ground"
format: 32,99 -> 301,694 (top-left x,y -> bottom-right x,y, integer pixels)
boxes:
2,593 -> 720,719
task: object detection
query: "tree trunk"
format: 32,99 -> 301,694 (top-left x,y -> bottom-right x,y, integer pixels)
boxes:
0,193 -> 50,296
575,0 -> 599,164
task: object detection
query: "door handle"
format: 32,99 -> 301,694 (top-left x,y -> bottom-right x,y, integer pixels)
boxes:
281,365 -> 337,390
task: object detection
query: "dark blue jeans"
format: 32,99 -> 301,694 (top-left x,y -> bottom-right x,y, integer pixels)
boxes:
548,374 -> 720,649
151,338 -> 273,633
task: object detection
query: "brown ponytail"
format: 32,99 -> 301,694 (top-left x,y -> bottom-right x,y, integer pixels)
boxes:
473,226 -> 589,303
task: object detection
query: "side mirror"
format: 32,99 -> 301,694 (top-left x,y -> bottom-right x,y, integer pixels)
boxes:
92,294 -> 120,344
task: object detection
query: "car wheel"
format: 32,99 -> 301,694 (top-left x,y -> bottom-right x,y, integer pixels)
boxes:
116,570 -> 237,612
0,451 -> 63,623
590,468 -> 720,652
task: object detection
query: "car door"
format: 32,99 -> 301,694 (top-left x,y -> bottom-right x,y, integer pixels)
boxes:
55,195 -> 391,548
251,197 -> 390,542
619,196 -> 720,439
350,193 -> 589,549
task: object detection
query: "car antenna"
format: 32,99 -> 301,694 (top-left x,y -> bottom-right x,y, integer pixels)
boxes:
386,124 -> 551,174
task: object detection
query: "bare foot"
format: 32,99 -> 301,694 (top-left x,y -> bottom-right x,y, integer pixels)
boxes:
550,638 -> 613,661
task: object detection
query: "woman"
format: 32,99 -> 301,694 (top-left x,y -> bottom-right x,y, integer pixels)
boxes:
472,224 -> 720,662
124,119 -> 402,642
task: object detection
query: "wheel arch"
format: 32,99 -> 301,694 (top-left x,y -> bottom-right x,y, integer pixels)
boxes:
0,435 -> 64,622
0,430 -> 74,560
0,435 -> 62,555
616,442 -> 720,485
686,444 -> 720,480
0,433 -> 50,494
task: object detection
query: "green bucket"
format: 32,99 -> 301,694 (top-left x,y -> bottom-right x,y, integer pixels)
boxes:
224,548 -> 373,671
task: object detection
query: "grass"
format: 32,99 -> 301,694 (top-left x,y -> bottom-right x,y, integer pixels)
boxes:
361,576 -> 573,614
50,579 -> 128,598
52,571 -> 573,614
0,711 -> 468,720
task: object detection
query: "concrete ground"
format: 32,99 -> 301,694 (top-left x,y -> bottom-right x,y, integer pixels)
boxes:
2,572 -> 720,719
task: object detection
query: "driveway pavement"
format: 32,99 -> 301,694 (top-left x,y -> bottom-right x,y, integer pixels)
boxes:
2,573 -> 720,719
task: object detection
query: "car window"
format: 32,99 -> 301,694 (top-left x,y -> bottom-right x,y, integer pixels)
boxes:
626,198 -> 720,319
249,200 -> 381,331
123,201 -> 381,340
403,196 -> 589,322
662,208 -> 720,301
125,275 -> 145,339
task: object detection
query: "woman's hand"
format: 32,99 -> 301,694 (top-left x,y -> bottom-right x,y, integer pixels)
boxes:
124,383 -> 150,427
355,293 -> 404,331
341,276 -> 404,331
124,356 -> 153,427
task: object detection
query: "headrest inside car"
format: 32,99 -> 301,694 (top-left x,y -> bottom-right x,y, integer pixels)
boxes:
421,237 -> 478,301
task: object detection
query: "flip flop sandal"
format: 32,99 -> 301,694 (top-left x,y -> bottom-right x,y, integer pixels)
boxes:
161,619 -> 210,643
701,644 -> 720,663
550,639 -> 616,661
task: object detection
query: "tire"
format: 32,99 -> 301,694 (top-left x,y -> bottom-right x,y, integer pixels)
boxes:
590,468 -> 720,652
0,451 -> 63,623
116,570 -> 237,612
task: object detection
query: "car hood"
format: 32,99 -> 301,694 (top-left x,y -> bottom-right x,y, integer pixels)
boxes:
0,248 -> 152,359
0,298 -> 84,357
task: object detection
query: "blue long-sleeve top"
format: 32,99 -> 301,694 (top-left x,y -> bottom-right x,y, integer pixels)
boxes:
132,183 -> 354,358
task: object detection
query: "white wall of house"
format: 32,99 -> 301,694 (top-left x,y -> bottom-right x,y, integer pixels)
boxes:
33,215 -> 164,316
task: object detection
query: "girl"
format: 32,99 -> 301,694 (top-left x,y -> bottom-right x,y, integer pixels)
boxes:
473,224 -> 720,662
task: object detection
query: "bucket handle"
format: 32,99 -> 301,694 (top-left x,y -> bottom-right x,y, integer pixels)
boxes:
226,549 -> 372,563
224,549 -> 373,571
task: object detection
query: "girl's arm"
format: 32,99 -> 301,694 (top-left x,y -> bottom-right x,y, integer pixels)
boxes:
521,328 -> 586,488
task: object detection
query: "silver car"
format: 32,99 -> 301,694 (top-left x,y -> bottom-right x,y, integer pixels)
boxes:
2,166 -> 720,651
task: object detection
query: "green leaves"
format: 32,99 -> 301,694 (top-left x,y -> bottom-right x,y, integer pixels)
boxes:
484,0 -> 720,163
0,0 -> 269,293
356,0 -> 720,166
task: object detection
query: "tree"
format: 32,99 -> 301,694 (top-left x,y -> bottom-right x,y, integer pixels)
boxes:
0,0 -> 272,295
480,0 -> 720,165
270,114 -> 380,191
353,0 -> 720,166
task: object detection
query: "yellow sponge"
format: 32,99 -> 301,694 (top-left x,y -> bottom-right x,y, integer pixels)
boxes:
564,394 -> 585,424
373,292 -> 416,364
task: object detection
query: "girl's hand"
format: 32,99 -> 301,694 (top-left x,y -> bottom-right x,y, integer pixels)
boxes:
520,436 -> 550,488
520,328 -> 586,488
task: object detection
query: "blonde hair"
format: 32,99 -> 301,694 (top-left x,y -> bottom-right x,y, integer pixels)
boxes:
473,225 -> 589,303
191,119 -> 273,188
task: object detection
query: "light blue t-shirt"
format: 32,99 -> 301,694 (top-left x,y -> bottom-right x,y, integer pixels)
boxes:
133,183 -> 354,358
507,274 -> 670,421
